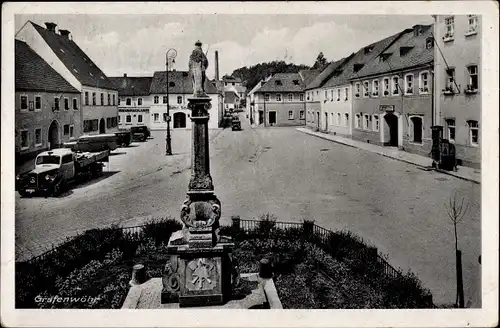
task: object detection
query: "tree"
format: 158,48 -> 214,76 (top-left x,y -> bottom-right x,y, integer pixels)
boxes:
445,191 -> 470,308
312,52 -> 328,70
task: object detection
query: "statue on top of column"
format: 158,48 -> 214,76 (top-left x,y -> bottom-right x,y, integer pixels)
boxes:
189,40 -> 209,98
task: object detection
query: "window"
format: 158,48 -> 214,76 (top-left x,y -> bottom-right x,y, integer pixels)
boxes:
330,90 -> 334,101
107,94 -> 111,105
288,110 -> 294,120
405,74 -> 414,95
363,81 -> 369,97
276,94 -> 282,102
92,92 -> 96,105
337,89 -> 341,101
419,72 -> 429,93
288,94 -> 293,102
35,96 -> 41,110
100,93 -> 104,105
299,94 -> 304,101
138,98 -> 143,106
138,115 -> 143,123
20,95 -> 28,110
444,16 -> 454,38
126,98 -> 131,106
337,113 -> 341,126
163,96 -> 168,104
467,65 -> 478,90
35,128 -> 42,146
325,90 -> 328,99
355,83 -> 361,97
410,116 -> 423,143
330,113 -> 334,125
118,98 -> 121,106
62,154 -> 73,164
113,94 -> 116,106
467,15 -> 478,33
299,110 -> 305,120
392,76 -> 400,95
70,125 -> 74,138
372,80 -> 379,97
154,96 -> 159,104
445,68 -> 455,91
383,78 -> 390,96
344,88 -> 348,100
355,114 -> 361,128
54,97 -> 60,111
373,115 -> 379,131
177,96 -> 182,104
446,119 -> 456,142
364,114 -> 370,130
21,130 -> 29,149
163,113 -> 168,122
118,115 -> 121,123
468,121 -> 479,145
426,38 -> 433,49
232,82 -> 235,86
64,97 -> 69,110
264,94 -> 270,101
64,124 -> 70,135
85,92 -> 89,105
126,115 -> 132,123
154,113 -> 159,122
72,98 -> 78,110
344,113 -> 349,127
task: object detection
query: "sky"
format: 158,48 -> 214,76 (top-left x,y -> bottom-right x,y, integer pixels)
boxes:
15,14 -> 434,80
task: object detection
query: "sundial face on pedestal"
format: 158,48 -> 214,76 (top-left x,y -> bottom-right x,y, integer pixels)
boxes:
185,258 -> 217,291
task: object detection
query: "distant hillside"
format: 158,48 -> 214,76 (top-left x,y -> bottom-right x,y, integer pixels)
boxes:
230,61 -> 311,91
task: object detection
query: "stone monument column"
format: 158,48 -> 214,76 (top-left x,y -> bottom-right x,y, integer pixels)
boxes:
161,41 -> 234,307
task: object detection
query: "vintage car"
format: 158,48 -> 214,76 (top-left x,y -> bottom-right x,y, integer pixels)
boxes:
231,116 -> 241,131
64,134 -> 118,152
115,130 -> 132,147
130,126 -> 151,142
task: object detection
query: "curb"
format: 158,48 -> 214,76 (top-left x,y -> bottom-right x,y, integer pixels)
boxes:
297,128 -> 480,184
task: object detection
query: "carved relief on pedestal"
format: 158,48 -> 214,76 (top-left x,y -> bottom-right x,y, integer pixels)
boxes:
180,195 -> 221,229
185,258 -> 217,291
162,255 -> 181,294
188,174 -> 214,191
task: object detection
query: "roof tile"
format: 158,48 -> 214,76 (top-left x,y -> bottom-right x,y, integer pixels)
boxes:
108,76 -> 153,96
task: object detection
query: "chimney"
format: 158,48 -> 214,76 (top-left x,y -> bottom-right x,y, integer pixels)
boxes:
45,22 -> 57,32
124,73 -> 127,78
59,29 -> 70,39
215,51 -> 220,81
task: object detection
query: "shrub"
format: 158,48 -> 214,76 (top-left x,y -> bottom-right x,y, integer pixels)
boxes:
140,217 -> 182,246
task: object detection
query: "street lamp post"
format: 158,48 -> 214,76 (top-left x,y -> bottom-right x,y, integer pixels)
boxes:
165,48 -> 177,156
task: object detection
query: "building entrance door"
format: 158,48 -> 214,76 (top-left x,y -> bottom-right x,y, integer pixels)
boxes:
258,111 -> 264,125
384,113 -> 398,147
269,111 -> 277,126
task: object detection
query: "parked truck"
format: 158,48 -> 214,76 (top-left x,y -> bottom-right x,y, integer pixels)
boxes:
16,148 -> 109,197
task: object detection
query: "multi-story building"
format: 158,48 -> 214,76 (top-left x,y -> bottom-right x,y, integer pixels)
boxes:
149,70 -> 219,130
16,21 -> 119,136
15,39 -> 81,171
434,15 -> 481,168
224,91 -> 239,113
252,73 -> 308,127
247,75 -> 274,126
109,74 -> 152,129
351,25 -> 434,157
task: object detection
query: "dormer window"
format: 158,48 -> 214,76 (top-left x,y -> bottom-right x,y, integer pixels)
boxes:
379,53 -> 392,62
400,46 -> 413,56
364,46 -> 374,54
292,80 -> 299,85
353,63 -> 364,73
275,80 -> 282,86
426,38 -> 434,49
169,82 -> 175,87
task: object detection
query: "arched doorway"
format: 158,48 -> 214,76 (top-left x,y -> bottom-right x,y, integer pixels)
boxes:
316,111 -> 320,129
99,118 -> 106,133
384,113 -> 398,147
324,112 -> 328,131
48,120 -> 59,150
173,112 -> 187,128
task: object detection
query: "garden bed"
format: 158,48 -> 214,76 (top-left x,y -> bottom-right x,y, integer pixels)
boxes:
16,216 -> 433,309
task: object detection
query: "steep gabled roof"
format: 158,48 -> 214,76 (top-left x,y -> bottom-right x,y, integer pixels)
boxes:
108,76 -> 153,96
30,21 -> 116,90
255,73 -> 305,93
15,40 -> 79,93
247,75 -> 274,96
299,69 -> 321,86
149,71 -> 218,94
224,91 -> 239,103
355,25 -> 434,78
305,57 -> 350,90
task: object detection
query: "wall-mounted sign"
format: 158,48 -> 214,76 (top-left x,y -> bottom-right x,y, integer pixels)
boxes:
379,105 -> 395,112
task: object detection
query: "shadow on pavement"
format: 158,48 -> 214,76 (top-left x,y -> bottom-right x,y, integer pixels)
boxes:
110,151 -> 127,156
71,171 -> 120,189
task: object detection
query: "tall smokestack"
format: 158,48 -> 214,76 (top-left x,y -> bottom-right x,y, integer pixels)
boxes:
215,51 -> 220,81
